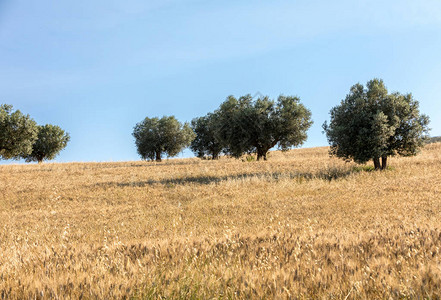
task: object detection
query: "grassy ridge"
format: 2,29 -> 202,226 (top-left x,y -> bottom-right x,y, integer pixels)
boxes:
428,136 -> 441,144
1,144 -> 441,298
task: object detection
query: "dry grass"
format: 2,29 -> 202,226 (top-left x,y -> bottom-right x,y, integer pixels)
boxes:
1,143 -> 441,299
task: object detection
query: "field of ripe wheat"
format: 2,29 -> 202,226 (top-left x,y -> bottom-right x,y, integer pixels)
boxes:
1,143 -> 441,299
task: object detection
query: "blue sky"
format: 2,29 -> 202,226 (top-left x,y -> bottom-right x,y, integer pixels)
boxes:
1,0 -> 440,163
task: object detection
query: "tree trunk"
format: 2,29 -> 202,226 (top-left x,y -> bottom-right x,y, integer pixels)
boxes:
155,151 -> 162,162
38,160 -> 43,164
211,151 -> 219,160
256,150 -> 267,161
381,156 -> 387,170
373,157 -> 381,170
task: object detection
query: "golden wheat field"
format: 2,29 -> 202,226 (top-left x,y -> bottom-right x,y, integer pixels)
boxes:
1,143 -> 441,299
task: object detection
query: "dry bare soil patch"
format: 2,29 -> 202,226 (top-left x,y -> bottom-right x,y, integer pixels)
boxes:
1,144 -> 441,299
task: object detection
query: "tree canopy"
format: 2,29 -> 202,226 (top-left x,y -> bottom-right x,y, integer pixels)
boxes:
215,94 -> 313,160
323,78 -> 430,169
0,104 -> 38,160
190,113 -> 224,159
22,124 -> 70,163
133,116 -> 195,162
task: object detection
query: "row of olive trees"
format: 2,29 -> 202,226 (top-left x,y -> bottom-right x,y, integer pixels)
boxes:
133,94 -> 313,162
133,79 -> 430,169
0,104 -> 70,163
191,94 -> 313,160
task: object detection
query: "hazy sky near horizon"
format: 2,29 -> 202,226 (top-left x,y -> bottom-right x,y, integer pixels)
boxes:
1,0 -> 440,163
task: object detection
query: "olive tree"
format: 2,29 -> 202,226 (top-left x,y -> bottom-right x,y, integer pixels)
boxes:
0,104 -> 38,160
133,116 -> 195,162
215,94 -> 313,160
322,79 -> 430,170
190,112 -> 224,159
22,124 -> 70,163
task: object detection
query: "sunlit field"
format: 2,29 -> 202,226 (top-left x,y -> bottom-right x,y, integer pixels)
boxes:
1,143 -> 440,299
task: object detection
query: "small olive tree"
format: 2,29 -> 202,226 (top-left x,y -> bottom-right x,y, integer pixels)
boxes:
22,124 -> 70,163
133,116 -> 195,162
190,112 -> 224,159
323,79 -> 430,170
0,104 -> 38,160
215,94 -> 313,160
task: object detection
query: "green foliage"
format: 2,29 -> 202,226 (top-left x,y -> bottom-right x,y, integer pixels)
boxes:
133,116 -> 195,162
190,113 -> 223,159
352,165 -> 395,172
214,94 -> 313,160
323,78 -> 430,169
22,124 -> 70,163
0,104 -> 38,160
242,154 -> 256,162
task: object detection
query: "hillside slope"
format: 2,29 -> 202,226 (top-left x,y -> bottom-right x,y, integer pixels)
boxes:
1,144 -> 441,298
